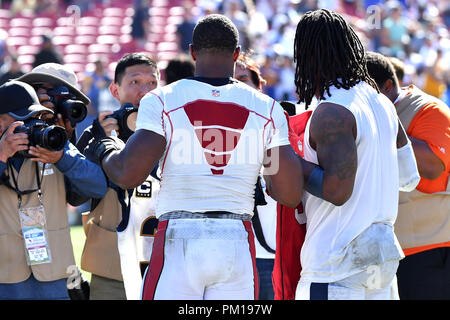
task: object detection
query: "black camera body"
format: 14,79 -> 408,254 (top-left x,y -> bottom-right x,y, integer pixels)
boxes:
105,103 -> 138,141
14,118 -> 68,158
47,86 -> 87,127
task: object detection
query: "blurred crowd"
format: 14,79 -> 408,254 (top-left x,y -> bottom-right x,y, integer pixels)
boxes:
0,0 -> 449,118
188,0 -> 450,105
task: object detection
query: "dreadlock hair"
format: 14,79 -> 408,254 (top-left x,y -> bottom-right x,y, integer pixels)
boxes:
365,51 -> 399,89
192,14 -> 239,55
293,9 -> 378,108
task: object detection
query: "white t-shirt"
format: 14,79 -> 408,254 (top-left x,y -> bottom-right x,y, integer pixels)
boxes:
136,78 -> 290,218
300,81 -> 404,283
117,173 -> 160,300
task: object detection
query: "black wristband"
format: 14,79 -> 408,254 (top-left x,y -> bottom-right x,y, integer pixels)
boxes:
306,166 -> 324,199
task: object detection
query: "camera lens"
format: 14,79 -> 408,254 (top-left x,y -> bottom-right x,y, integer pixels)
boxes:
39,126 -> 68,151
61,100 -> 87,125
70,104 -> 83,119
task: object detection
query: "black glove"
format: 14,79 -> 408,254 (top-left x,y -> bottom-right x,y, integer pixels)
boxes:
91,118 -> 107,140
279,100 -> 297,116
83,136 -> 125,165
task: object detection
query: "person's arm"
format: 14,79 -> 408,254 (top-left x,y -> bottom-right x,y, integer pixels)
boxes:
263,145 -> 304,208
409,137 -> 445,180
262,103 -> 304,208
407,104 -> 450,181
101,129 -> 166,189
305,102 -> 358,206
30,142 -> 108,200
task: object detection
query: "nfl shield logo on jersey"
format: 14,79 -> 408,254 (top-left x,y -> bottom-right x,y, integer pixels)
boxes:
298,141 -> 303,153
212,89 -> 220,97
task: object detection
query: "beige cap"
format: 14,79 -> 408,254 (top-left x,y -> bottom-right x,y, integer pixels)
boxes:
16,63 -> 91,105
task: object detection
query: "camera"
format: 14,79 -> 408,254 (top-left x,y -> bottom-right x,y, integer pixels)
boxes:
46,86 -> 87,127
14,118 -> 68,158
105,103 -> 138,141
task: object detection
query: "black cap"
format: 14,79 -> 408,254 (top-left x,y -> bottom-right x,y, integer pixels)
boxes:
0,81 -> 54,120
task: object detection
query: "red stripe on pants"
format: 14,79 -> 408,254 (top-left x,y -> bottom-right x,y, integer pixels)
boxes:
243,220 -> 259,300
142,220 -> 168,300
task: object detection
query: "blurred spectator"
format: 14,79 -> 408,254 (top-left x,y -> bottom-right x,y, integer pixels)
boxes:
10,0 -> 36,16
444,5 -> 450,28
34,0 -> 58,15
423,49 -> 448,99
164,54 -> 195,85
32,35 -> 63,69
274,54 -> 296,101
297,0 -> 319,13
83,59 -> 112,114
0,55 -> 25,86
259,56 -> 279,99
176,4 -> 197,53
131,0 -> 150,50
381,2 -> 412,58
222,0 -> 251,49
0,33 -> 7,71
77,59 -> 113,137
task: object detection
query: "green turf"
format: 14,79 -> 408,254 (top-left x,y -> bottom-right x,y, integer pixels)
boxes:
70,225 -> 91,282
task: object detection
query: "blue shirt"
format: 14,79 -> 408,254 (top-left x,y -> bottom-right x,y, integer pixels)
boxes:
0,142 -> 107,204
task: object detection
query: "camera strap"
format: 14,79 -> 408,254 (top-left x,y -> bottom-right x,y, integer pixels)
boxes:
6,160 -> 45,207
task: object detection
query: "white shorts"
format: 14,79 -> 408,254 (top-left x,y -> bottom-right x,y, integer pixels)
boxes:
296,259 -> 400,300
141,217 -> 258,300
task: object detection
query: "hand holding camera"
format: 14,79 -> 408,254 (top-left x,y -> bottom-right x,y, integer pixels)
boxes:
96,103 -> 138,142
0,121 -> 29,162
12,118 -> 68,158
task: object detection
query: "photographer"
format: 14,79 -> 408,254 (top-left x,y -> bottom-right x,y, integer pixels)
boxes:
17,63 -> 91,144
0,81 -> 107,300
76,53 -> 160,300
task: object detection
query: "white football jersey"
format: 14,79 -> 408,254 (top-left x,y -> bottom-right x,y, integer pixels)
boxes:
136,78 -> 290,218
117,170 -> 160,300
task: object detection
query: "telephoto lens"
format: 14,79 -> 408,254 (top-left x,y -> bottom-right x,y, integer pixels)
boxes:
105,103 -> 138,141
58,99 -> 87,126
47,86 -> 87,126
13,119 -> 68,158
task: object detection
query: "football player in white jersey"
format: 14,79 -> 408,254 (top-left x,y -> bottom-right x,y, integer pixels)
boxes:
91,14 -> 304,300
77,53 -> 161,300
291,9 -> 419,300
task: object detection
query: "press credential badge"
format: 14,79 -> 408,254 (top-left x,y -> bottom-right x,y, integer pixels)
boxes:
19,205 -> 52,265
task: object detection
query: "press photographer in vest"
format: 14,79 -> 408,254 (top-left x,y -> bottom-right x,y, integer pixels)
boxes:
0,80 -> 107,300
17,63 -> 91,144
76,53 -> 160,300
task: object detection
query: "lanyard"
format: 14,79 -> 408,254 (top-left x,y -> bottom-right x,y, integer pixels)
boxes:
6,160 -> 46,208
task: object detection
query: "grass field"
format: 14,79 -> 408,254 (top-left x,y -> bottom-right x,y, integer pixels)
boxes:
70,225 -> 92,282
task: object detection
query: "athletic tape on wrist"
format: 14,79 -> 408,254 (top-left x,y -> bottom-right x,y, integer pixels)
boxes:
306,166 -> 324,199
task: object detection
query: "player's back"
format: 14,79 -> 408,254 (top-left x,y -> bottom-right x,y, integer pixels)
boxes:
137,78 -> 288,218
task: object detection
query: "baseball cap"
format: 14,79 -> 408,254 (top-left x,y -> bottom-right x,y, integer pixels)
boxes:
0,81 -> 54,120
16,63 -> 91,105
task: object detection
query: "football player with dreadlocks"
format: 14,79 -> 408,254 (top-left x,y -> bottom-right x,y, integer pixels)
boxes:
292,9 -> 420,300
